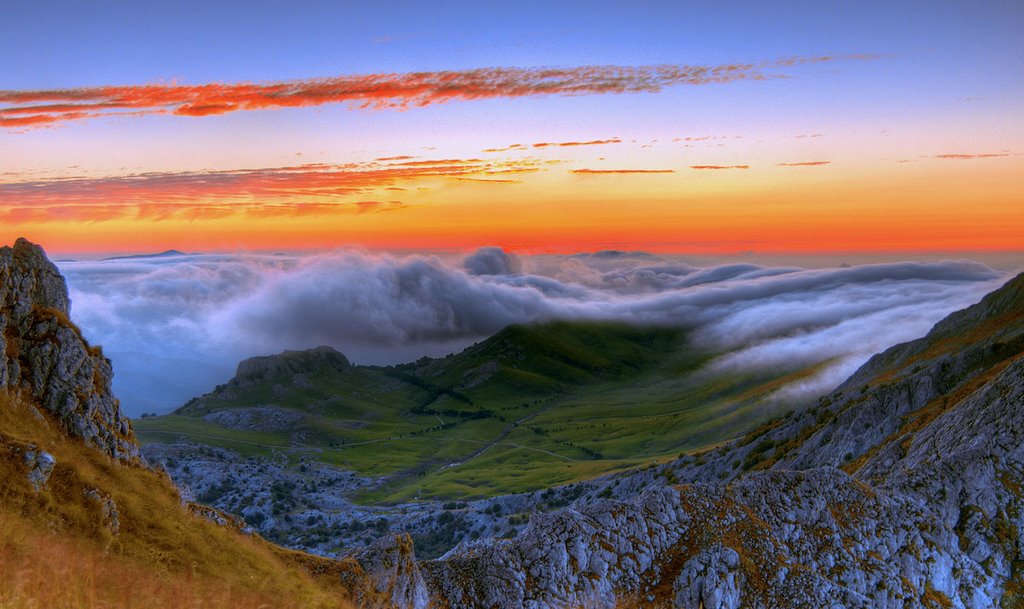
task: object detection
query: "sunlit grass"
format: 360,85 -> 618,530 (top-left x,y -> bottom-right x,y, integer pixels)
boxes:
0,391 -> 352,609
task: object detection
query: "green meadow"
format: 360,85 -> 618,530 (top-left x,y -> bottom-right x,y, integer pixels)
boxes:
135,321 -> 815,502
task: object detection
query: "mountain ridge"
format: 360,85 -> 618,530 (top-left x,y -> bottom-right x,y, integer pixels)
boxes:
101,249 -> 190,261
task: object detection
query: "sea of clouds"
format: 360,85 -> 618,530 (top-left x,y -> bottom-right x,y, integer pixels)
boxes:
57,248 -> 1009,416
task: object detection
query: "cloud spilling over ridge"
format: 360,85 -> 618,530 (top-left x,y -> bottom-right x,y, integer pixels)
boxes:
59,249 -> 1005,415
1,55 -> 876,128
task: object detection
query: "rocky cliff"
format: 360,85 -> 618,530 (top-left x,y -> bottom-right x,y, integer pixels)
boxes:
0,238 -> 137,462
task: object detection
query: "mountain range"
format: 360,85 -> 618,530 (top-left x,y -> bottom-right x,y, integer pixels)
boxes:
2,237 -> 1023,608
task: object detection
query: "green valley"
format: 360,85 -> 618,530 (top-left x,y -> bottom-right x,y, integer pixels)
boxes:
135,321 -> 818,502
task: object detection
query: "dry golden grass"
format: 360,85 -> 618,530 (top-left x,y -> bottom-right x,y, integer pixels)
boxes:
0,391 -> 355,609
0,514 -> 332,609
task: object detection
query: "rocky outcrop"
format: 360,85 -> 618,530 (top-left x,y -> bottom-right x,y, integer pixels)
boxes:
83,487 -> 121,534
234,346 -> 351,385
203,406 -> 305,431
341,534 -> 430,609
22,444 -> 55,490
0,238 -> 138,462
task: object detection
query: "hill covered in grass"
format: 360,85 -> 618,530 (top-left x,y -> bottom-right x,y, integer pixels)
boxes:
138,317 -> 824,503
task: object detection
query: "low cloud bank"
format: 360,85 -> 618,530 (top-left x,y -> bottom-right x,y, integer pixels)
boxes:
58,250 -> 1006,415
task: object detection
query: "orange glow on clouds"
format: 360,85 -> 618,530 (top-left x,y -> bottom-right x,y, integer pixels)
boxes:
0,157 -> 541,222
0,56 -> 876,129
5,149 -> 1021,256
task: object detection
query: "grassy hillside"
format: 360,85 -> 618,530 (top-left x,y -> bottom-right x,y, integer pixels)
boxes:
0,390 -> 353,609
137,321 -> 822,502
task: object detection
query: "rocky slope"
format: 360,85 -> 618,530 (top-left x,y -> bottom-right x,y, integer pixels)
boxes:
234,345 -> 353,385
342,271 -> 1024,608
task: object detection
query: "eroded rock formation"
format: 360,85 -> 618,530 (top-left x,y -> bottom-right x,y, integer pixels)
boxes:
0,238 -> 138,462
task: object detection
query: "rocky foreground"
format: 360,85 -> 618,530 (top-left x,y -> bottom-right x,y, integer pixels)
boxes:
2,237 -> 1022,608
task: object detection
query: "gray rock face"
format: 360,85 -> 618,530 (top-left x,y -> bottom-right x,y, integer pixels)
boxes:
23,445 -> 55,491
673,547 -> 743,609
0,238 -> 138,462
83,487 -> 120,534
342,534 -> 431,609
142,440 -> 543,558
203,406 -> 305,431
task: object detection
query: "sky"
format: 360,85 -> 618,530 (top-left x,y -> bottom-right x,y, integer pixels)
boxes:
2,1 -> 1023,256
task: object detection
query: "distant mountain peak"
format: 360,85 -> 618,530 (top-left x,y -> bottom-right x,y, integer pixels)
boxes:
101,249 -> 190,261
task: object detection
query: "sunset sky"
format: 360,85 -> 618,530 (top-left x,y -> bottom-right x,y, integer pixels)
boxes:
2,1 -> 1022,256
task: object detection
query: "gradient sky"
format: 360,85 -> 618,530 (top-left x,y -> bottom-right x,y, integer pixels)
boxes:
2,1 -> 1022,255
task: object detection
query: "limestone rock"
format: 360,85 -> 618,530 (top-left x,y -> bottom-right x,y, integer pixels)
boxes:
342,534 -> 430,609
23,445 -> 55,491
0,238 -> 138,462
84,487 -> 120,534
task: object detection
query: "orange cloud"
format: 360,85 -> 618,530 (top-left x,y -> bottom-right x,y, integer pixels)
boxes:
484,167 -> 541,175
483,144 -> 527,153
689,165 -> 749,170
354,200 -> 406,214
392,158 -> 484,166
672,135 -> 734,142
571,169 -> 675,174
777,161 -> 831,167
0,157 -> 535,222
932,153 -> 1011,160
452,177 -> 521,184
532,138 -> 622,148
0,55 -> 877,129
